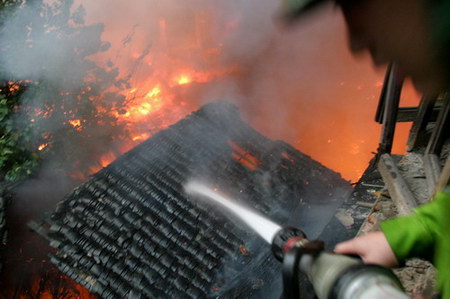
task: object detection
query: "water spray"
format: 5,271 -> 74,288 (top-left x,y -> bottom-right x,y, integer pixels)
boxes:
185,181 -> 408,299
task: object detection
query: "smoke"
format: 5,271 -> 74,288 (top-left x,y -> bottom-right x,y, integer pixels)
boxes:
0,0 -> 392,295
0,0 -> 416,186
0,0 -> 387,268
73,0 -> 396,181
0,0 -> 127,180
0,0 -> 389,238
0,4 -> 126,290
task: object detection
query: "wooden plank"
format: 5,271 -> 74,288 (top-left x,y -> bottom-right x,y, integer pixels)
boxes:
435,156 -> 450,195
397,107 -> 417,123
378,154 -> 418,215
422,154 -> 441,197
407,97 -> 437,151
378,64 -> 404,154
426,95 -> 450,155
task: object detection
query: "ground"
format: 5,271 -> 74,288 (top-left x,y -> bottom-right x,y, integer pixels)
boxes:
358,188 -> 437,298
353,138 -> 450,298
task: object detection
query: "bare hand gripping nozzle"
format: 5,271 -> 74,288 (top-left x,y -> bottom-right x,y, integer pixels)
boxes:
185,182 -> 409,299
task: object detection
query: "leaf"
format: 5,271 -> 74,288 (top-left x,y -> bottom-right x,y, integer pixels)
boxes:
2,148 -> 13,155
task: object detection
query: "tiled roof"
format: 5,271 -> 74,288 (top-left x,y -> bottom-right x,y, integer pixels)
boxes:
33,101 -> 350,298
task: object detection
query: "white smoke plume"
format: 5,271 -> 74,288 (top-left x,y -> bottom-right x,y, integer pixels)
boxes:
73,0 -> 391,180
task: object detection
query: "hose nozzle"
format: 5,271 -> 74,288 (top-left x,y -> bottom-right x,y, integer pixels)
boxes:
271,226 -> 307,261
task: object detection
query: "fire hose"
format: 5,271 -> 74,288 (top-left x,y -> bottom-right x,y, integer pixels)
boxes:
272,226 -> 408,299
185,181 -> 409,299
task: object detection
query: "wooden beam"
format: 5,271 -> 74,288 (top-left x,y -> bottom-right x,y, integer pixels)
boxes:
378,154 -> 418,215
375,64 -> 393,124
407,97 -> 438,151
396,106 -> 440,123
378,64 -> 404,154
426,95 -> 450,155
422,154 -> 441,198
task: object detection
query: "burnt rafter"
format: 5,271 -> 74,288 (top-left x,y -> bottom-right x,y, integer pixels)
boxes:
31,101 -> 351,298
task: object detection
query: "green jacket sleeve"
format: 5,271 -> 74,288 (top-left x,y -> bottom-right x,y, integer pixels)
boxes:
380,191 -> 446,262
380,187 -> 450,297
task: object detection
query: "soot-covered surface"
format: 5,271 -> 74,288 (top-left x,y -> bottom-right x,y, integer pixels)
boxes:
32,102 -> 351,298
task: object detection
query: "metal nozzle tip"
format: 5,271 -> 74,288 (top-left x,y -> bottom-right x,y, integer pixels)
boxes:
271,226 -> 307,261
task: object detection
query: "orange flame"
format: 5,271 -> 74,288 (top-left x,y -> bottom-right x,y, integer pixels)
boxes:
229,140 -> 262,171
68,119 -> 82,127
132,133 -> 150,141
146,86 -> 161,98
176,75 -> 192,86
38,143 -> 48,151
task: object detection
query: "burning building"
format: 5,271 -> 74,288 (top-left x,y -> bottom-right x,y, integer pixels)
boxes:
29,102 -> 352,298
1,0 -> 446,298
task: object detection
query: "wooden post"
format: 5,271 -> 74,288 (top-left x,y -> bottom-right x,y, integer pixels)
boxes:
378,64 -> 404,154
426,94 -> 450,155
375,64 -> 393,124
406,97 -> 438,151
434,156 -> 450,196
422,154 -> 441,198
378,154 -> 418,215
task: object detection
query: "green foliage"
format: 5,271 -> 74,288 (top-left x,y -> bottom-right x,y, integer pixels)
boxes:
0,82 -> 40,182
0,1 -> 38,182
0,0 -> 129,182
0,0 -> 22,18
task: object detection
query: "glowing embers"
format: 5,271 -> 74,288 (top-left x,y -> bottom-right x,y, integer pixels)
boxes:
38,143 -> 49,151
36,133 -> 53,152
229,140 -> 262,171
0,233 -> 96,299
67,119 -> 84,132
68,119 -> 82,128
26,267 -> 95,299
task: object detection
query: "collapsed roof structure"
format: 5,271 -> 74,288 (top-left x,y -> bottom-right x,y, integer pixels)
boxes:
30,102 -> 351,298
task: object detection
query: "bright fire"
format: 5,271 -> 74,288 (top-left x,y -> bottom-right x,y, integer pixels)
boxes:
68,119 -> 82,128
34,0 -> 419,181
4,1 -> 424,298
146,86 -> 161,98
38,143 -> 48,151
176,75 -> 192,85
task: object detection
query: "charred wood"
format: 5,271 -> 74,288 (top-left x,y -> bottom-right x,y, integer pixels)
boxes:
31,102 -> 351,298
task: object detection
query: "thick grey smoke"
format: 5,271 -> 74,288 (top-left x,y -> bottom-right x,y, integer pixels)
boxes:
74,0 -> 390,180
0,1 -> 128,221
0,0 -> 390,294
0,0 -> 126,176
0,0 -> 393,217
1,0 -> 409,186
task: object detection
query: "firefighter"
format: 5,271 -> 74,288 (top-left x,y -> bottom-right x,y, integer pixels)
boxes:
283,0 -> 450,298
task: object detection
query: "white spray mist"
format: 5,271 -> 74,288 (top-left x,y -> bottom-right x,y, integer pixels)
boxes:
185,181 -> 281,243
